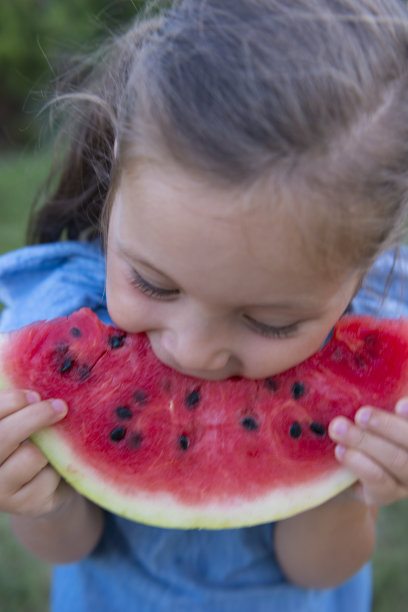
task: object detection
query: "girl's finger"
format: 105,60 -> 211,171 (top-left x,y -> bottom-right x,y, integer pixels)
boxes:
0,440 -> 48,495
334,445 -> 407,506
0,390 -> 41,418
0,399 -> 67,465
11,465 -> 65,517
395,398 -> 408,418
330,417 -> 408,485
355,406 -> 408,450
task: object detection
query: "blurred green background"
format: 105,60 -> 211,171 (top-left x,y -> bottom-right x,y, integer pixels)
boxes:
0,0 -> 142,150
1,1 -> 408,611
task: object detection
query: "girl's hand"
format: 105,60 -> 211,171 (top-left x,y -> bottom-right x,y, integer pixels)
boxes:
329,398 -> 408,506
0,389 -> 73,517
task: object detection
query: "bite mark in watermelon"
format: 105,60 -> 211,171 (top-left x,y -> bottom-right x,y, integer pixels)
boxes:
0,308 -> 407,529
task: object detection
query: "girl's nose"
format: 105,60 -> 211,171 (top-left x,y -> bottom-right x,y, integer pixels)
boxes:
160,327 -> 231,372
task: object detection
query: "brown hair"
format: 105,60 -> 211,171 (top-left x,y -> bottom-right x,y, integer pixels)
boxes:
29,0 -> 408,276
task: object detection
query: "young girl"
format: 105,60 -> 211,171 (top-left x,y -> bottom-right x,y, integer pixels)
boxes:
1,1 -> 408,609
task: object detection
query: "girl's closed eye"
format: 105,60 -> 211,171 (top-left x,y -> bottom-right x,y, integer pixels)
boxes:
129,269 -> 180,299
243,315 -> 299,339
130,268 -> 299,338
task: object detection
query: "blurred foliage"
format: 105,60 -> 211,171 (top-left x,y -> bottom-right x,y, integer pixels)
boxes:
0,0 -> 145,149
0,146 -> 52,254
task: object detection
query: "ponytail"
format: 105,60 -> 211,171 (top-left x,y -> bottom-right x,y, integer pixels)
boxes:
28,13 -> 163,243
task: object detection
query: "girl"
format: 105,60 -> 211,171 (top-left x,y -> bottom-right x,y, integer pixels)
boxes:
1,1 -> 408,609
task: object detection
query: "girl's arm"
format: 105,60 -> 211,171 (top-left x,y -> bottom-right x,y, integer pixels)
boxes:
274,493 -> 377,588
10,491 -> 104,564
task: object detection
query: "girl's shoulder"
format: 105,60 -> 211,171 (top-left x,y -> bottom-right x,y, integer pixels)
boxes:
0,240 -> 108,332
352,247 -> 408,318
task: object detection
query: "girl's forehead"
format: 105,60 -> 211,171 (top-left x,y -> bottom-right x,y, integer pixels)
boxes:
118,161 -> 296,261
119,158 -> 296,235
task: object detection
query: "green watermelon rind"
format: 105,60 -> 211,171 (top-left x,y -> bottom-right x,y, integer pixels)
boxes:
32,425 -> 356,529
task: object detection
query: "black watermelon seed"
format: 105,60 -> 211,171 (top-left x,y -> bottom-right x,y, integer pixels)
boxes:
355,354 -> 365,367
78,365 -> 91,381
70,327 -> 82,338
265,378 -> 278,391
56,343 -> 69,354
241,417 -> 259,431
364,333 -> 378,347
110,427 -> 126,442
179,435 -> 190,451
186,389 -> 200,408
291,382 -> 305,399
310,422 -> 326,436
130,432 -> 143,448
109,335 -> 125,349
289,422 -> 302,439
60,358 -> 74,374
163,380 -> 172,393
115,406 -> 132,419
134,390 -> 148,405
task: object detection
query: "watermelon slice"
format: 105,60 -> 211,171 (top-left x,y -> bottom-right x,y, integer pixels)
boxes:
0,308 -> 407,529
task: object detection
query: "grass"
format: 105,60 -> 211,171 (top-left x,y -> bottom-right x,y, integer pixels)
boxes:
0,147 -> 53,255
373,498 -> 408,611
1,147 -> 408,611
0,513 -> 50,612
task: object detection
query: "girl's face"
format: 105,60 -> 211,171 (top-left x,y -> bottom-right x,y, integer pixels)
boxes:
106,161 -> 360,380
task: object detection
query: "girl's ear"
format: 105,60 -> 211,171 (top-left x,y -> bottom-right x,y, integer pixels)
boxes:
113,139 -> 118,159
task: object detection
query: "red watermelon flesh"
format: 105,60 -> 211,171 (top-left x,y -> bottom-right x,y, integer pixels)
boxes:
0,308 -> 407,529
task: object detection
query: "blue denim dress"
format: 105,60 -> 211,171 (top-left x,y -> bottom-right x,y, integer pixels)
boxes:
1,240 -> 407,612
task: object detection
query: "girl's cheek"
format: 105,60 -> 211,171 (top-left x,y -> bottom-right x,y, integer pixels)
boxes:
105,273 -> 145,330
109,294 -> 157,333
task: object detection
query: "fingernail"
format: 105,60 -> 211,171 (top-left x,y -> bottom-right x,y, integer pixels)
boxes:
396,399 -> 408,416
26,391 -> 41,404
51,399 -> 67,415
356,407 -> 372,425
335,444 -> 346,460
330,418 -> 348,436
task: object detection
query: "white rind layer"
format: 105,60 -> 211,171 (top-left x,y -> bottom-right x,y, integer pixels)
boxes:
0,334 -> 10,391
32,426 -> 357,529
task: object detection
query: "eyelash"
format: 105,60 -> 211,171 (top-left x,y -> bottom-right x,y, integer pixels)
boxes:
129,270 -> 179,300
244,316 -> 299,339
129,270 -> 298,338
